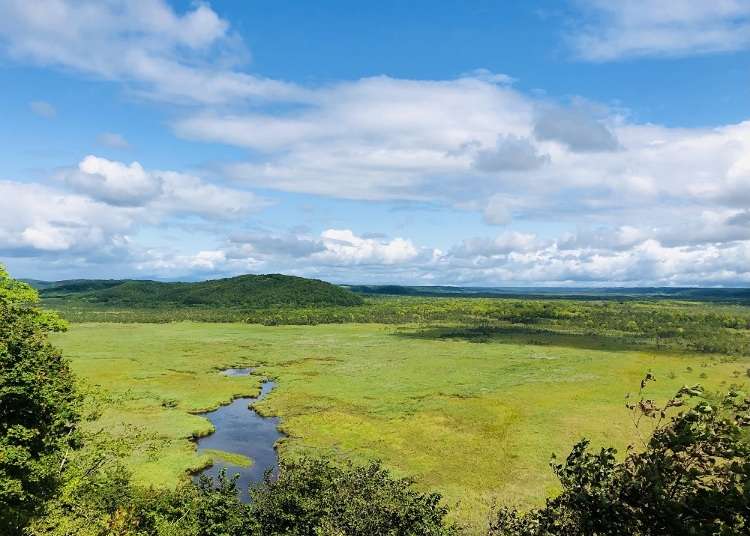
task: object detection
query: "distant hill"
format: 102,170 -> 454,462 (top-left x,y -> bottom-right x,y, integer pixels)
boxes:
345,284 -> 750,303
36,274 -> 363,308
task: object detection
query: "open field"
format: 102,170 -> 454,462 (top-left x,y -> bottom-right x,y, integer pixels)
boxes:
52,320 -> 750,532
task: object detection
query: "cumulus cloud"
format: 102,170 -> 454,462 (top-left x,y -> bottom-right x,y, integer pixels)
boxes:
156,170 -> 268,218
0,181 -> 135,256
571,0 -> 750,61
65,156 -> 162,206
431,230 -> 750,287
62,155 -> 267,216
29,100 -> 56,118
316,230 -> 419,265
0,0 -> 304,104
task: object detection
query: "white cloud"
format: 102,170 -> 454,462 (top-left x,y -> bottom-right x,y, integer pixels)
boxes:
169,69 -> 750,289
63,155 -> 267,217
173,73 -> 750,227
155,170 -> 268,218
316,229 -> 419,265
67,155 -> 161,206
0,181 -> 135,256
178,74 -> 538,201
571,0 -> 750,60
120,226 -> 750,286
0,0 -> 304,104
130,228 -> 423,278
29,100 -> 56,118
137,249 -> 230,274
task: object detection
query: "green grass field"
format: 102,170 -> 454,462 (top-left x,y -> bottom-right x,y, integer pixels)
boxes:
53,322 -> 749,533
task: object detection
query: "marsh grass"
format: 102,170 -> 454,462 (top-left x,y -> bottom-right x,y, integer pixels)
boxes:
200,449 -> 253,468
53,321 -> 750,532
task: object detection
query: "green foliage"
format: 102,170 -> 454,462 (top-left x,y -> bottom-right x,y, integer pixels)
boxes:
249,458 -> 457,536
27,440 -> 248,536
27,462 -> 136,536
488,378 -> 750,536
25,398 -> 165,536
40,274 -> 363,308
30,458 -> 457,536
0,265 -> 80,534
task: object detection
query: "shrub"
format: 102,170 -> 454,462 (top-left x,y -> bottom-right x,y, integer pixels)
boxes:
249,458 -> 458,536
488,377 -> 750,536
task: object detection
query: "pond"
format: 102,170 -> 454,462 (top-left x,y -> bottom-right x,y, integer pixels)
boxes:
220,367 -> 254,377
194,375 -> 283,501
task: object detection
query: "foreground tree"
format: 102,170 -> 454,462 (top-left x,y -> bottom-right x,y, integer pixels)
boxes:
0,266 -> 81,534
489,376 -> 750,536
249,458 -> 458,536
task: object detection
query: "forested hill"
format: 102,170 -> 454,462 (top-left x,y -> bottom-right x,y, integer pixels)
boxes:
31,274 -> 363,308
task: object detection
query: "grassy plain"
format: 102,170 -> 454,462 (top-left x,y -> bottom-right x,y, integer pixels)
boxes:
52,321 -> 750,532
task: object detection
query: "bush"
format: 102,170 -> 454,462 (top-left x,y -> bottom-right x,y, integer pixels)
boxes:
488,377 -> 750,536
249,458 -> 458,536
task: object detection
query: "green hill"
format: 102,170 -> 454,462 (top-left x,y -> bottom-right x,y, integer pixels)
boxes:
38,274 -> 363,308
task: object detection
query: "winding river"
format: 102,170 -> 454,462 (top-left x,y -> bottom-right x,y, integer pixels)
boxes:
194,369 -> 283,501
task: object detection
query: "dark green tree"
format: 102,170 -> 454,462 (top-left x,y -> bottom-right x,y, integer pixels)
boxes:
0,266 -> 81,534
249,458 -> 458,536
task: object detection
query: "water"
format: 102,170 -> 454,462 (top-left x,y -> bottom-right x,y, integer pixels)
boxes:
194,378 -> 283,501
221,367 -> 254,377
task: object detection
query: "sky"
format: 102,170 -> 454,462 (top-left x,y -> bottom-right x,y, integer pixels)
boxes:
2,1 -> 750,286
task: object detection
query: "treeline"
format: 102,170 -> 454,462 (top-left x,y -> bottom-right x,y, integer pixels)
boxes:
349,284 -> 750,302
49,295 -> 750,356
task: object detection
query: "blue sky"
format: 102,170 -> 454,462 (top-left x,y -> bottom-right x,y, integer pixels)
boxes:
2,0 -> 750,285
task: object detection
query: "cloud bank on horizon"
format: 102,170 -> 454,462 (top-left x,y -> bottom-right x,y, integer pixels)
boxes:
2,0 -> 750,286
